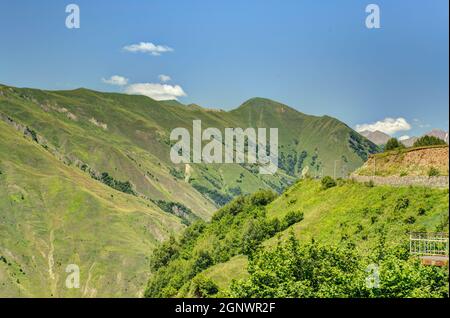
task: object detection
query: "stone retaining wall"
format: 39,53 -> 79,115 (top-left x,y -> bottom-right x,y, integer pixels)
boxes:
351,175 -> 449,188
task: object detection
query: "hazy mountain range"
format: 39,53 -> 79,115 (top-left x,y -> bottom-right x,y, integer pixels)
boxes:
360,129 -> 449,147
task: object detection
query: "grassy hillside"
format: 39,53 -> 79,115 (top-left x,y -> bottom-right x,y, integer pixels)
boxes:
145,179 -> 449,297
0,85 -> 379,214
0,120 -> 184,297
0,83 -> 380,297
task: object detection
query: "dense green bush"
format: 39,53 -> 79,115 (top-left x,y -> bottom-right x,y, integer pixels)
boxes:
154,200 -> 198,225
249,189 -> 278,206
428,167 -> 440,177
283,210 -> 304,228
145,190 -> 300,297
321,176 -> 337,190
413,135 -> 447,147
96,172 -> 135,195
385,138 -> 404,151
192,183 -> 232,206
228,232 -> 449,298
191,276 -> 219,297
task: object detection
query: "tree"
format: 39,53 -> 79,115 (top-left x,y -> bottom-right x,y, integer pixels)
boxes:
228,233 -> 449,298
413,135 -> 447,147
385,138 -> 403,151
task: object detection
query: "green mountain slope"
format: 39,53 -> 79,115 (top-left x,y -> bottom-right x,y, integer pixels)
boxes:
0,85 -> 379,215
0,120 -> 184,297
145,179 -> 449,297
229,98 -> 379,177
0,83 -> 380,297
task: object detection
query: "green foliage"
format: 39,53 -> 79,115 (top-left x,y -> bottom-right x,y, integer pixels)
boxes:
154,200 -> 199,225
282,210 -> 304,228
248,189 -> 277,206
228,232 -> 448,298
191,276 -> 219,297
348,131 -> 379,161
321,176 -> 337,190
150,236 -> 179,271
413,135 -> 447,147
25,126 -> 38,142
193,250 -> 214,275
96,172 -> 135,195
192,183 -> 232,206
385,138 -> 403,151
428,167 -> 440,177
394,197 -> 410,211
144,190 -> 304,297
146,179 -> 449,298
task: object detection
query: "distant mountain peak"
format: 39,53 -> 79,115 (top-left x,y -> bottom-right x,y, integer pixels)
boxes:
359,130 -> 391,145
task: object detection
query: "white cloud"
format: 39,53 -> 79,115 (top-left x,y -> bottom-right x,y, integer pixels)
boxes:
124,83 -> 186,100
123,42 -> 174,56
102,75 -> 128,86
355,117 -> 411,135
398,135 -> 410,141
158,74 -> 171,82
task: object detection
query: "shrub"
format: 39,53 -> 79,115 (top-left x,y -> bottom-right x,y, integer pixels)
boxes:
150,236 -> 179,271
228,233 -> 449,298
97,172 -> 135,195
404,216 -> 416,224
248,190 -> 277,206
192,250 -> 214,275
428,167 -> 440,177
192,183 -> 232,206
192,276 -> 219,297
418,207 -> 426,216
413,135 -> 446,147
395,197 -> 410,211
283,210 -> 304,228
321,176 -> 337,190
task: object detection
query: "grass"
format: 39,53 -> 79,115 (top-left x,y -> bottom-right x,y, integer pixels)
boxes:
0,120 -> 184,297
0,84 -> 381,297
181,179 -> 449,295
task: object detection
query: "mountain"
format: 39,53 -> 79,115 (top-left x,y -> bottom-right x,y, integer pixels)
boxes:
0,84 -> 379,297
426,129 -> 449,143
400,136 -> 418,147
359,130 -> 391,145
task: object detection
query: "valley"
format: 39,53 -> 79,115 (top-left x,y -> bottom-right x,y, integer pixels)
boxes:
0,84 -> 379,297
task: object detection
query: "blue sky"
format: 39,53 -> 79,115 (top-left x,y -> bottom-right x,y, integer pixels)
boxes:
0,0 -> 448,138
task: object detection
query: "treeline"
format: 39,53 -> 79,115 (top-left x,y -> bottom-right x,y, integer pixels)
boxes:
154,200 -> 199,225
94,171 -> 135,195
385,135 -> 447,151
145,190 -> 304,298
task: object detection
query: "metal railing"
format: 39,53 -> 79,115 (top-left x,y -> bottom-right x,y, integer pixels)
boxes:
410,232 -> 449,257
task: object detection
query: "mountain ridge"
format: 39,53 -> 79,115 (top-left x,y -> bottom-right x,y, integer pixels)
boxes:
0,83 -> 380,297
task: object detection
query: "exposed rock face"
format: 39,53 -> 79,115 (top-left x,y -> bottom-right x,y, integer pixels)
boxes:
426,129 -> 449,144
359,130 -> 391,145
